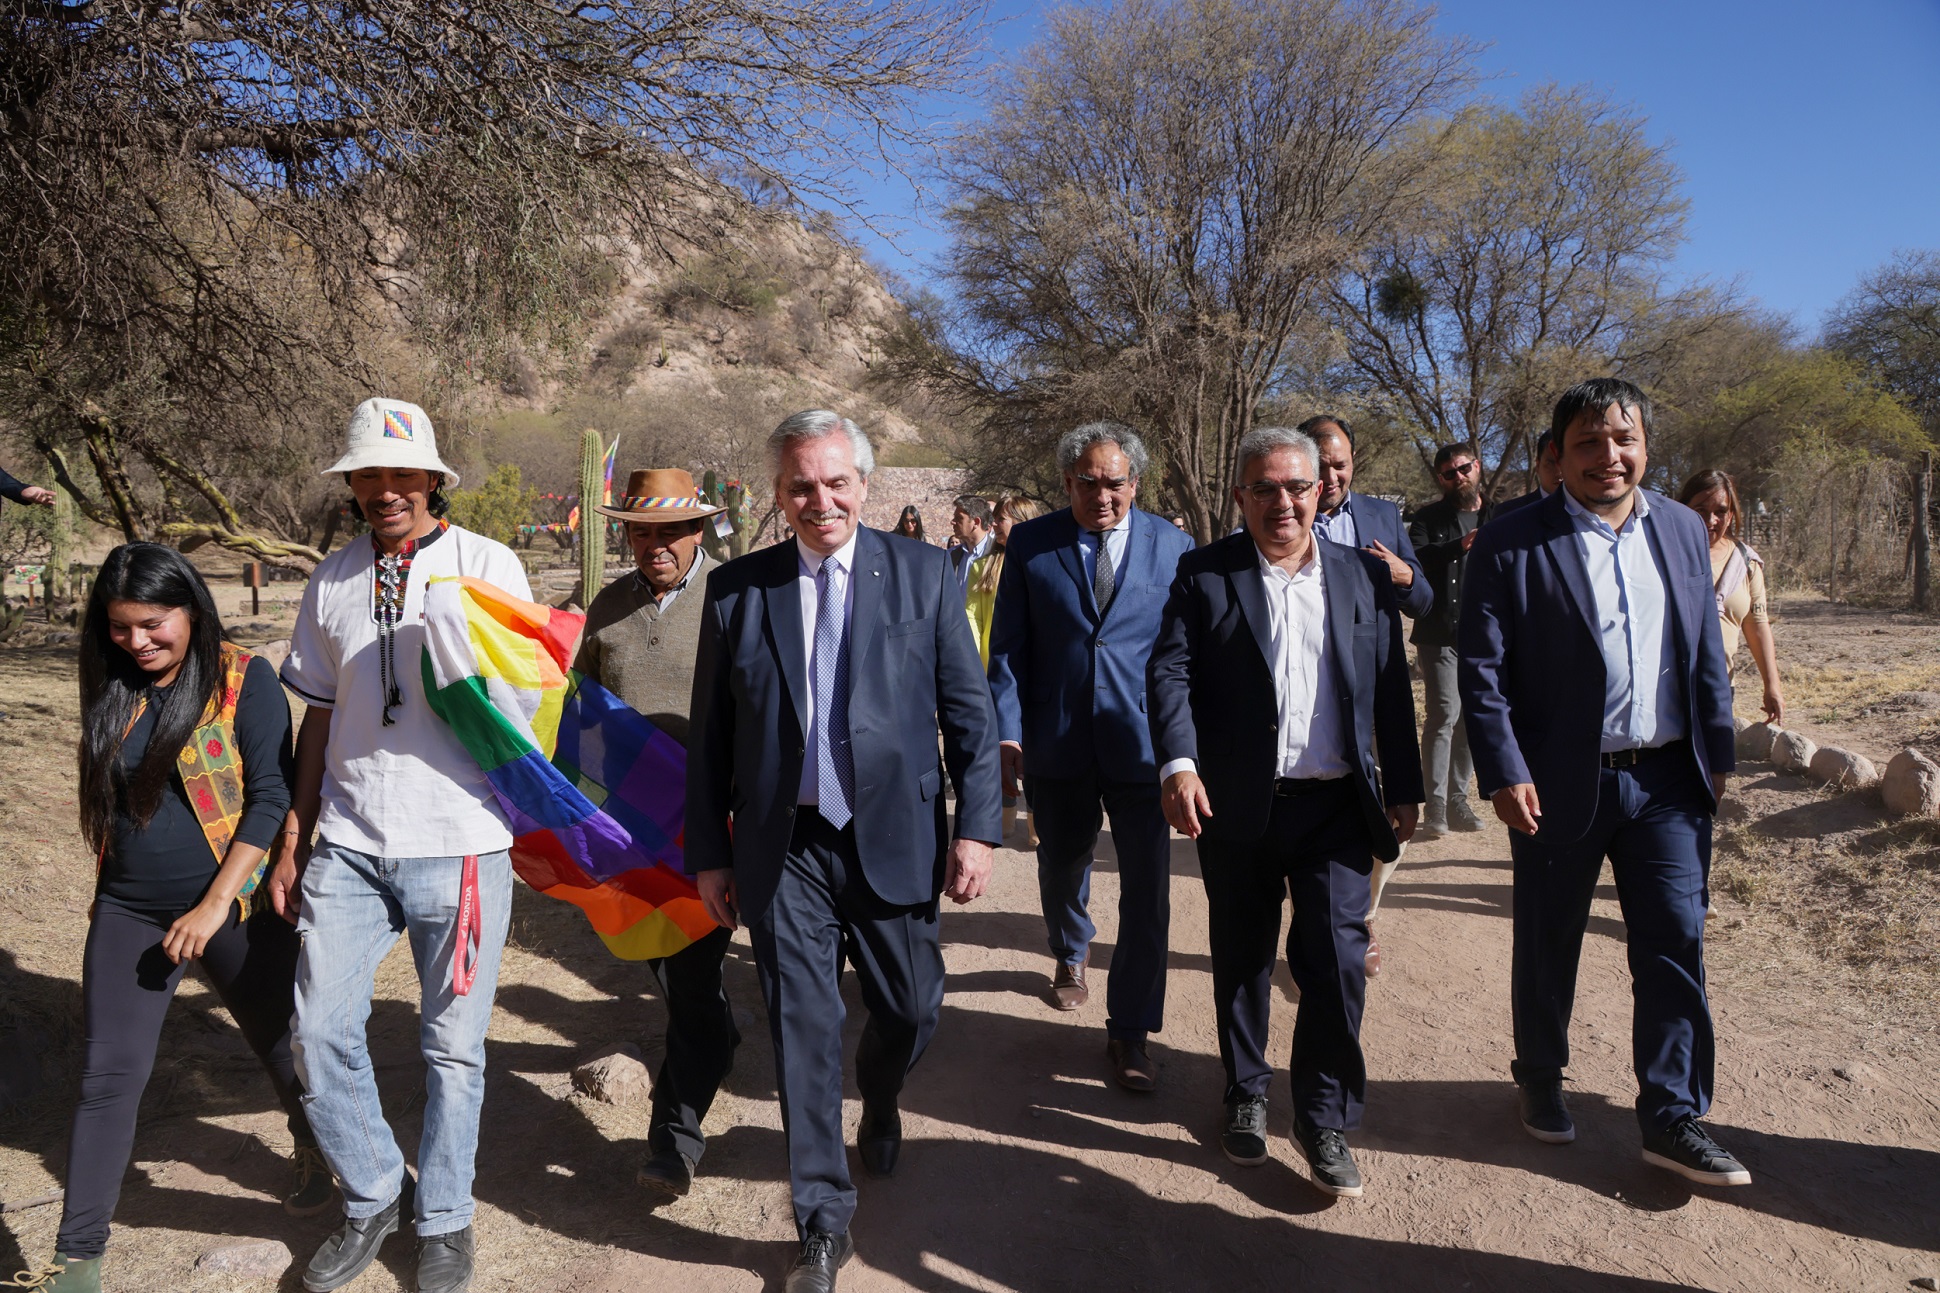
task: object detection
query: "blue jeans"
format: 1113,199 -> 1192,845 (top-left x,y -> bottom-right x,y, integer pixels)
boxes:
293,841 -> 513,1235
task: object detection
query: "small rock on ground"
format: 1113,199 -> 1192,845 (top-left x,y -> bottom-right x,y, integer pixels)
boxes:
195,1239 -> 292,1278
1882,748 -> 1940,818
572,1042 -> 650,1106
1807,746 -> 1879,790
1771,729 -> 1817,774
1736,721 -> 1779,761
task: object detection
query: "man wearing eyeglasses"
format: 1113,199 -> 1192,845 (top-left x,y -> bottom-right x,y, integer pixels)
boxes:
1148,426 -> 1420,1198
987,422 -> 1194,1092
1406,444 -> 1492,839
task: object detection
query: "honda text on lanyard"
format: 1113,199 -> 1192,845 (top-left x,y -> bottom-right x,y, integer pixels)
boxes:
372,521 -> 482,995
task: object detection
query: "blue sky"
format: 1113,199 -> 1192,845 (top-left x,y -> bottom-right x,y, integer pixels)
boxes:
839,0 -> 1940,337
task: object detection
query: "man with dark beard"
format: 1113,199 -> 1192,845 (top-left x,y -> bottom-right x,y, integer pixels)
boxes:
1407,444 -> 1491,839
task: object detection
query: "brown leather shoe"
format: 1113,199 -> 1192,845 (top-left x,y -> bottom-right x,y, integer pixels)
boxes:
1107,1038 -> 1157,1092
1049,959 -> 1088,1011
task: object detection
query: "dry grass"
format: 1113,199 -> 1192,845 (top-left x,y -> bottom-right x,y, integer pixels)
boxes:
1778,660 -> 1940,728
1713,809 -> 1940,1004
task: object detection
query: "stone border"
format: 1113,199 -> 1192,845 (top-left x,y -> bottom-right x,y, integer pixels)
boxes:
1734,718 -> 1939,818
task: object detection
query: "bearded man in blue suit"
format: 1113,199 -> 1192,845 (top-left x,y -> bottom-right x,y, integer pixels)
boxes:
1459,377 -> 1749,1189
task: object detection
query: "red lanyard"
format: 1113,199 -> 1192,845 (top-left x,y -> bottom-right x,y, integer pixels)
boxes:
452,853 -> 481,996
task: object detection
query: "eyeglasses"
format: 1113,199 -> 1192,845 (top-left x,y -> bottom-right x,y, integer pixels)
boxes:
1072,474 -> 1133,491
1438,461 -> 1477,482
1245,479 -> 1318,502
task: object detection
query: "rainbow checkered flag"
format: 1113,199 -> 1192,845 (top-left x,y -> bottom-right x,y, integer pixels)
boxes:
419,575 -> 713,959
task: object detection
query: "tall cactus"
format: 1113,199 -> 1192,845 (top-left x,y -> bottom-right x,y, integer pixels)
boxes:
579,427 -> 606,606
47,486 -> 73,604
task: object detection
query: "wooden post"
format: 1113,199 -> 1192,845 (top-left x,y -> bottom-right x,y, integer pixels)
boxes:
243,562 -> 265,616
1915,451 -> 1933,612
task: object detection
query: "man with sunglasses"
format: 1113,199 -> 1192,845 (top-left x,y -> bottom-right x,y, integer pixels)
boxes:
1407,444 -> 1492,839
987,422 -> 1194,1091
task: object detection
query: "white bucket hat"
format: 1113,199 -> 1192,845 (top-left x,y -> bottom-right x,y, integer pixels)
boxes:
323,397 -> 461,486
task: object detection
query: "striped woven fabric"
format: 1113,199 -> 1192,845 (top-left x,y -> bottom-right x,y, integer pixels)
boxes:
419,575 -> 712,959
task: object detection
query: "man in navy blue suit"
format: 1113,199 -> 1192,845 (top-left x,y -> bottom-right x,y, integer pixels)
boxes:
1459,377 -> 1749,1188
987,423 -> 1194,1091
1299,414 -> 1432,621
1490,428 -> 1562,519
1149,426 -> 1421,1198
686,411 -> 1003,1292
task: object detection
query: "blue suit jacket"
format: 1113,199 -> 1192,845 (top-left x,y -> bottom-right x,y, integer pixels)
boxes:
1327,492 -> 1433,621
986,506 -> 1195,783
684,527 -> 1003,924
1457,489 -> 1736,846
1147,533 -> 1424,857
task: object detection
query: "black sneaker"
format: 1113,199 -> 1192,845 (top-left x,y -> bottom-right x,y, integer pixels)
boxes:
1517,1079 -> 1576,1144
1293,1122 -> 1363,1198
1449,799 -> 1486,833
1642,1117 -> 1752,1186
302,1174 -> 414,1292
416,1225 -> 475,1293
1220,1094 -> 1269,1167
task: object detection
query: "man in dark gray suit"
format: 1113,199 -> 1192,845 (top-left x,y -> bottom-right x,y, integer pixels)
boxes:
686,411 -> 1002,1293
1149,426 -> 1422,1199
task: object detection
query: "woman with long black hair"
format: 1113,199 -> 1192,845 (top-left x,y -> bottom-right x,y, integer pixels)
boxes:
15,544 -> 330,1293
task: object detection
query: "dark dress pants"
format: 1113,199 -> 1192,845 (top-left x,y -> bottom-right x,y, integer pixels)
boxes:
59,904 -> 310,1260
1028,770 -> 1172,1040
1508,752 -> 1715,1134
746,814 -> 944,1239
644,924 -> 740,1165
1197,779 -> 1373,1133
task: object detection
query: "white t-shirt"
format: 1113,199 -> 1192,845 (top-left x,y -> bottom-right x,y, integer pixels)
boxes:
281,523 -> 533,857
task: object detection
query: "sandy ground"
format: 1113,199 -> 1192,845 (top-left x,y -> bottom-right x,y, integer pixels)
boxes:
1,592 -> 1937,1293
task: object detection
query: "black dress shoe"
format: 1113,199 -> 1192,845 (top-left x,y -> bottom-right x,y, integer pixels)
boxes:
303,1174 -> 415,1292
858,1103 -> 902,1178
1221,1094 -> 1269,1167
415,1225 -> 475,1293
637,1147 -> 697,1197
784,1230 -> 855,1293
1642,1117 -> 1752,1186
1106,1038 -> 1157,1092
1518,1078 -> 1576,1144
1293,1122 -> 1363,1198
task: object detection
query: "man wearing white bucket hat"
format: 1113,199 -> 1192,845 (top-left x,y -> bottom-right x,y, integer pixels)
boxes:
270,398 -> 530,1293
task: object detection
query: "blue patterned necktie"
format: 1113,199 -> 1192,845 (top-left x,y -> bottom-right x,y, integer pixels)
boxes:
813,555 -> 855,829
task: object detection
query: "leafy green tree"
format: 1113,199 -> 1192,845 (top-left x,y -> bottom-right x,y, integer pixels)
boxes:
448,466 -> 539,548
1825,249 -> 1940,439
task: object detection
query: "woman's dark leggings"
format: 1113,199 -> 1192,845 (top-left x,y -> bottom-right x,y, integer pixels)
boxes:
57,904 -> 311,1260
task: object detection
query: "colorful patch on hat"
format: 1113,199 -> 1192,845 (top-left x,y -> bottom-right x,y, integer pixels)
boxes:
382,409 -> 415,440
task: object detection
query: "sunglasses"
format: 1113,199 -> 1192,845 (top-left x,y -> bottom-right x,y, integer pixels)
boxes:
1438,461 -> 1477,483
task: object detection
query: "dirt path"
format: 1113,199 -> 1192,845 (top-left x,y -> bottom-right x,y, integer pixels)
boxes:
3,600 -> 1938,1292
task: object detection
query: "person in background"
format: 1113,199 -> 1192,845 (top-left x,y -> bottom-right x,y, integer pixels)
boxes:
20,544 -> 324,1293
1,464 -> 57,512
1407,444 -> 1492,839
1149,426 -> 1420,1199
1493,430 -> 1562,517
947,495 -> 994,602
576,468 -> 739,1197
966,494 -> 1047,843
1299,414 -> 1432,621
892,505 -> 927,544
986,423 -> 1194,1091
1676,471 -> 1782,725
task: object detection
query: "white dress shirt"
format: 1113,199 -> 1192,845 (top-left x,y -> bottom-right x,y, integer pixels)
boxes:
796,530 -> 859,805
1561,489 -> 1685,753
1158,544 -> 1352,784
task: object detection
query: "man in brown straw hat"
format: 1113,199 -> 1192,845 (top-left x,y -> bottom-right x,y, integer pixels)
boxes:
573,468 -> 740,1195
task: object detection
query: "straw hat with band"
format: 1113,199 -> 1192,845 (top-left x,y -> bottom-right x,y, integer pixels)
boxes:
596,469 -> 726,523
324,397 -> 462,487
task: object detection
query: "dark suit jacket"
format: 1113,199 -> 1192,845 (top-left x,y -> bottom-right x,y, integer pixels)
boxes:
1457,489 -> 1736,846
685,527 -> 1003,923
1488,488 -> 1545,520
1326,492 -> 1433,621
987,506 -> 1194,783
1147,533 -> 1424,859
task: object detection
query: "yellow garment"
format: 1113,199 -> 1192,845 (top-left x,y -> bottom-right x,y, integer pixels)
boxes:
1710,543 -> 1768,664
966,552 -> 998,668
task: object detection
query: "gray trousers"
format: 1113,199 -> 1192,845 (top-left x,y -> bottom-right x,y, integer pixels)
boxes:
1419,643 -> 1473,813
